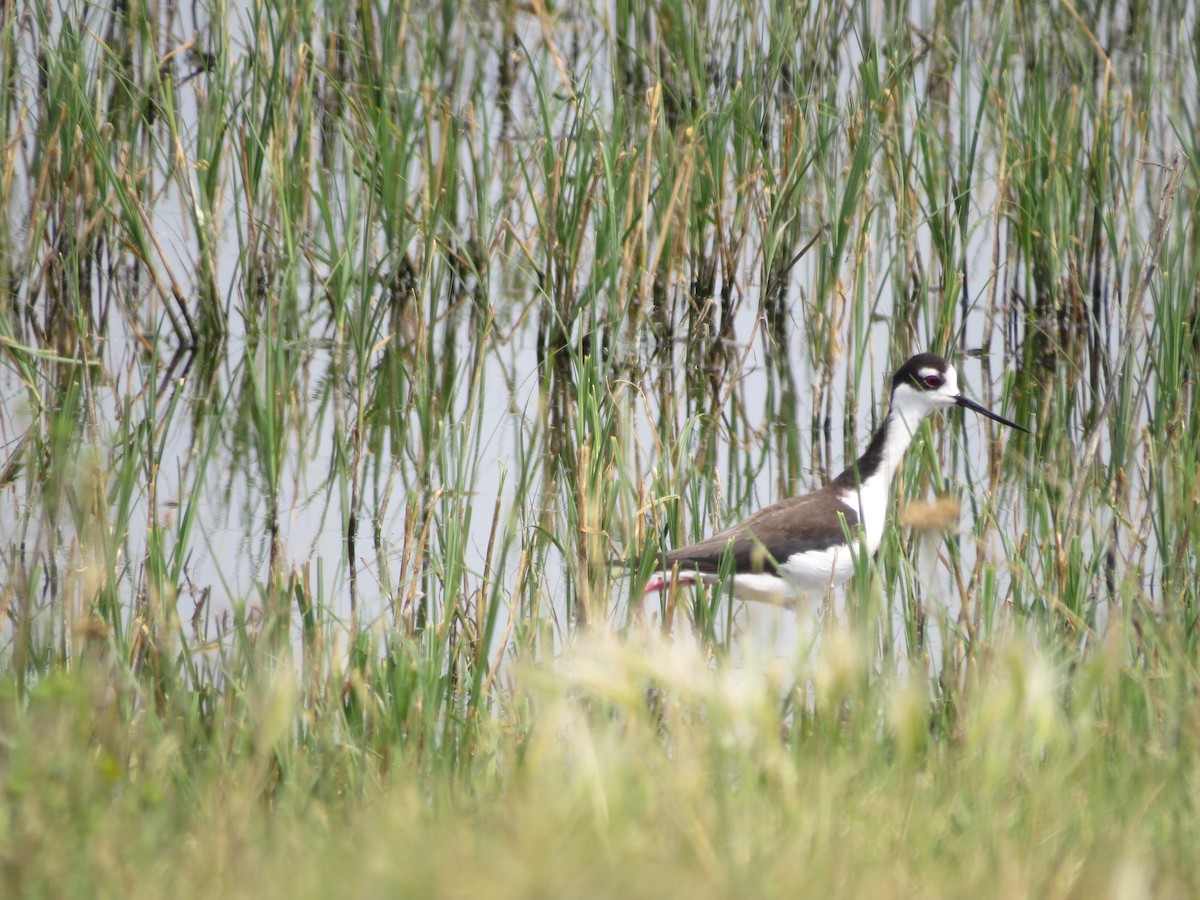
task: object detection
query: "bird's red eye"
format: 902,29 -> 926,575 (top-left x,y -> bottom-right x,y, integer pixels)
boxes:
923,374 -> 944,389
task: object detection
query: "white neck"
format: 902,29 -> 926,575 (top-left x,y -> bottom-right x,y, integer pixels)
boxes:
837,389 -> 933,553
878,393 -> 928,482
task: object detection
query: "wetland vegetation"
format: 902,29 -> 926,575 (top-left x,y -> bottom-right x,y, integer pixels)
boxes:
1,0 -> 1198,895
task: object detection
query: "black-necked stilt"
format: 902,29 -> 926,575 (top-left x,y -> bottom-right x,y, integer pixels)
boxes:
643,353 -> 1028,604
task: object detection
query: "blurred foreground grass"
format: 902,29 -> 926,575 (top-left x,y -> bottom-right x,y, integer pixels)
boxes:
3,624 -> 1196,897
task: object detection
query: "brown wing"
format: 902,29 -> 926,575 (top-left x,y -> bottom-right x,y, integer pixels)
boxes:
663,487 -> 858,574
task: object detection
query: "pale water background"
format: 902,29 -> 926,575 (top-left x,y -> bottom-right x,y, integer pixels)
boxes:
1,1 -> 1189,668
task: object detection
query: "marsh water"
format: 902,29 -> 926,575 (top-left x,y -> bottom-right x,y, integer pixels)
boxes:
1,1 -> 1195,676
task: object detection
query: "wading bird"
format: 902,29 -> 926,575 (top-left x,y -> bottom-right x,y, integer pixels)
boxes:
643,353 -> 1028,604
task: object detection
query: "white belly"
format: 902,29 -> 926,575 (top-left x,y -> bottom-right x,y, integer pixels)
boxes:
722,542 -> 860,605
780,543 -> 857,589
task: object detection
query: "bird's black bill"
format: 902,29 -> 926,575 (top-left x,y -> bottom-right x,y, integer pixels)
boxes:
955,394 -> 1030,433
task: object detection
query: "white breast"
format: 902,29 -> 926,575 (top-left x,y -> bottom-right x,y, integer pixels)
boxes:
840,468 -> 894,555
